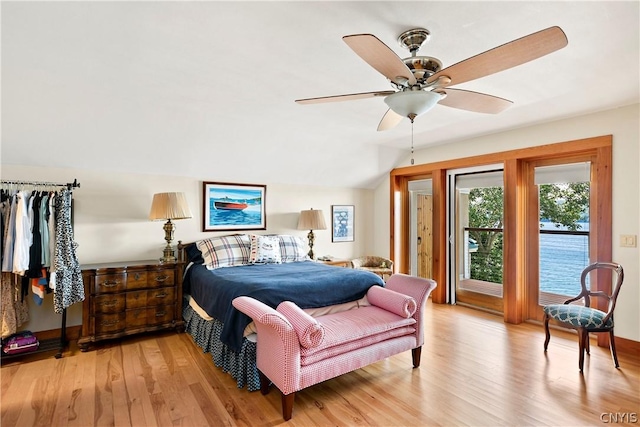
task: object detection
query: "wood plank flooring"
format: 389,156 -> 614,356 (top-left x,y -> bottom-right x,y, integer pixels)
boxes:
2,301 -> 639,426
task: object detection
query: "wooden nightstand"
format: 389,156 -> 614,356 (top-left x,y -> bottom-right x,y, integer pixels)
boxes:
319,259 -> 352,268
78,260 -> 183,351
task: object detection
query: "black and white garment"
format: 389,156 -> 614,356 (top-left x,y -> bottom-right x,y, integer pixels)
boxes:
52,188 -> 84,313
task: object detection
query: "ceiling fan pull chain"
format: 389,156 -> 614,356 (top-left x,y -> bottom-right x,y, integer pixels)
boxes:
410,116 -> 415,165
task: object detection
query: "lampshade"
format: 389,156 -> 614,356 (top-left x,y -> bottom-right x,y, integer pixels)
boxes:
149,192 -> 193,220
384,90 -> 441,118
297,208 -> 327,231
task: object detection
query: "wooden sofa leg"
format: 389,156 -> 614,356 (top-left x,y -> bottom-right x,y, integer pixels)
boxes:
282,392 -> 295,421
258,370 -> 271,395
412,346 -> 422,368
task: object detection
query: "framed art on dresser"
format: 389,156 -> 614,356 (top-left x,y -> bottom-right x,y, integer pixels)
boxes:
202,182 -> 267,232
331,205 -> 354,242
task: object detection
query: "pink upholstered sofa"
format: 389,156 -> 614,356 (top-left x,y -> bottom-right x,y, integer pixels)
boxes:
232,273 -> 437,420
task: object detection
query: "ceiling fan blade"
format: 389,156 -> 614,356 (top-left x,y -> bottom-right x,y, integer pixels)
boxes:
427,26 -> 568,87
377,109 -> 403,131
436,88 -> 513,114
295,90 -> 395,105
343,34 -> 417,86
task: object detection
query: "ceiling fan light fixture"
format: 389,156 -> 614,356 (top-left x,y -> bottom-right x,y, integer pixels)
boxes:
384,90 -> 441,118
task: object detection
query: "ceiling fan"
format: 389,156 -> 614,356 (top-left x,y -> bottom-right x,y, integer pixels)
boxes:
295,26 -> 568,131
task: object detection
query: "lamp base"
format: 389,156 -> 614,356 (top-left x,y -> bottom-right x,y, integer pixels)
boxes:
160,244 -> 176,264
307,229 -> 315,260
160,219 -> 177,263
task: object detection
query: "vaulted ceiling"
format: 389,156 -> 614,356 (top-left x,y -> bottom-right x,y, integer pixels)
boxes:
2,1 -> 639,188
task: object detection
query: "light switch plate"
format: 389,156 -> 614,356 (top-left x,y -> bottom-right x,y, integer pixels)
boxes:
620,235 -> 637,247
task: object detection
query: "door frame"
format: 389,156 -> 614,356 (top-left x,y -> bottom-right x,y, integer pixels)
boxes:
390,135 -> 612,327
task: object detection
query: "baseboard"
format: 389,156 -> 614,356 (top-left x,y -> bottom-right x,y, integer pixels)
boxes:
34,325 -> 81,342
615,336 -> 640,357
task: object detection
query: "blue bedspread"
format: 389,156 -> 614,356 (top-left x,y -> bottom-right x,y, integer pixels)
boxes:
184,261 -> 384,351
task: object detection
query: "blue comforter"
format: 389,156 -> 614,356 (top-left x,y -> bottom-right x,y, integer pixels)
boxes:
184,261 -> 384,351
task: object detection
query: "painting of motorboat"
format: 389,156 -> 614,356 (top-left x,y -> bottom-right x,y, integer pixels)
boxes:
214,201 -> 248,210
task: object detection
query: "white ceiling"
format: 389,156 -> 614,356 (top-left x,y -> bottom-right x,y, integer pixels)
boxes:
2,1 -> 639,189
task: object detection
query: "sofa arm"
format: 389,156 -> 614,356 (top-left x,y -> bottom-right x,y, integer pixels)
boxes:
232,296 -> 302,394
277,301 -> 325,348
367,286 -> 416,318
384,274 -> 437,348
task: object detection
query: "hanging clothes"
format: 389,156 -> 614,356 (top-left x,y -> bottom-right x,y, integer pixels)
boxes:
52,188 -> 84,313
0,180 -> 82,337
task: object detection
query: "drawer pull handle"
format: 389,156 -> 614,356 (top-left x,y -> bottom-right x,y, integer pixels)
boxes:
102,280 -> 120,287
134,273 -> 141,280
101,320 -> 120,326
155,311 -> 166,317
155,275 -> 169,282
155,293 -> 168,298
100,300 -> 118,307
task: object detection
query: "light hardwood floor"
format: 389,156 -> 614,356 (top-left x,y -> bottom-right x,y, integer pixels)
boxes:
2,301 -> 639,426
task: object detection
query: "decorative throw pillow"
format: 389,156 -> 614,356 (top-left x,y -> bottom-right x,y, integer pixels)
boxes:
196,234 -> 251,269
249,235 -> 282,264
277,235 -> 310,263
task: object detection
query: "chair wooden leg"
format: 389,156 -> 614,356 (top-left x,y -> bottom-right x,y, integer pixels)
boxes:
585,331 -> 590,354
282,392 -> 296,421
412,346 -> 422,368
258,370 -> 271,395
543,314 -> 551,351
609,329 -> 620,368
578,328 -> 587,373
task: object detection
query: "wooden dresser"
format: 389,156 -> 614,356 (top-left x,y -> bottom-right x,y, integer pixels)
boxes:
78,260 -> 183,351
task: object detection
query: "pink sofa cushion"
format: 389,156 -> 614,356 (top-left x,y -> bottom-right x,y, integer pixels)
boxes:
367,286 -> 416,318
277,301 -> 325,348
300,306 -> 416,365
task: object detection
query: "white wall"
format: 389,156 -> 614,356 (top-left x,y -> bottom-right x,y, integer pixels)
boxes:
373,104 -> 640,342
1,165 -> 374,332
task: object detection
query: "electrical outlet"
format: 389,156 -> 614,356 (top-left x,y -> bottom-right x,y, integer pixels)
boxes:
620,235 -> 637,248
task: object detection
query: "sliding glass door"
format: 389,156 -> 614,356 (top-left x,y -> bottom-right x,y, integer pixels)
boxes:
448,166 -> 504,313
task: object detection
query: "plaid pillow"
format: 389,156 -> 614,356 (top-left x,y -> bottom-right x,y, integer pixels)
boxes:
249,235 -> 282,264
277,235 -> 310,263
196,234 -> 251,269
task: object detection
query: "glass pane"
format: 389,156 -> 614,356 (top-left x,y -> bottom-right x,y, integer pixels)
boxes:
457,183 -> 504,298
538,182 -> 590,305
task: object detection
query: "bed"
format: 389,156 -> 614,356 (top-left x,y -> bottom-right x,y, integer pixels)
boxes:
176,234 -> 385,390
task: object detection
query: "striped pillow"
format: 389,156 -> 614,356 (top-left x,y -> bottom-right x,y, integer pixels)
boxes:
277,235 -> 310,263
196,234 -> 251,269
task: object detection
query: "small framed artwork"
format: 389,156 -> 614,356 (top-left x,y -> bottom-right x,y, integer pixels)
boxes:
331,205 -> 354,242
203,182 -> 267,232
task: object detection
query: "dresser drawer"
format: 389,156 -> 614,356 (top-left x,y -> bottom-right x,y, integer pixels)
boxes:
93,294 -> 126,314
126,290 -> 148,309
146,287 -> 175,306
147,305 -> 174,326
95,313 -> 126,334
126,271 -> 148,290
94,273 -> 126,294
148,269 -> 174,287
126,308 -> 148,328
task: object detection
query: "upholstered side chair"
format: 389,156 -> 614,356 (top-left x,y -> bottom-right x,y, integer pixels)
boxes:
543,262 -> 624,373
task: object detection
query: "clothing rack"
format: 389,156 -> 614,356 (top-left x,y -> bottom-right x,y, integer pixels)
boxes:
1,178 -> 81,359
0,178 -> 80,190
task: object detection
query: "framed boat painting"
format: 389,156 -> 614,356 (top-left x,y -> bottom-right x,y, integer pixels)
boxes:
331,205 -> 354,242
202,182 -> 267,232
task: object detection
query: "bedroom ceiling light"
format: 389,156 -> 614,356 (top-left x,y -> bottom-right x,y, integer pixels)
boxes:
149,192 -> 192,263
297,208 -> 327,260
383,89 -> 441,118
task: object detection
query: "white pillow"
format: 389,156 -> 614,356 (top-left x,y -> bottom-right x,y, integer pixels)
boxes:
249,235 -> 282,264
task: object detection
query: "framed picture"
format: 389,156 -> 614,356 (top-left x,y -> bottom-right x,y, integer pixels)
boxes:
331,205 -> 354,242
202,182 -> 266,232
